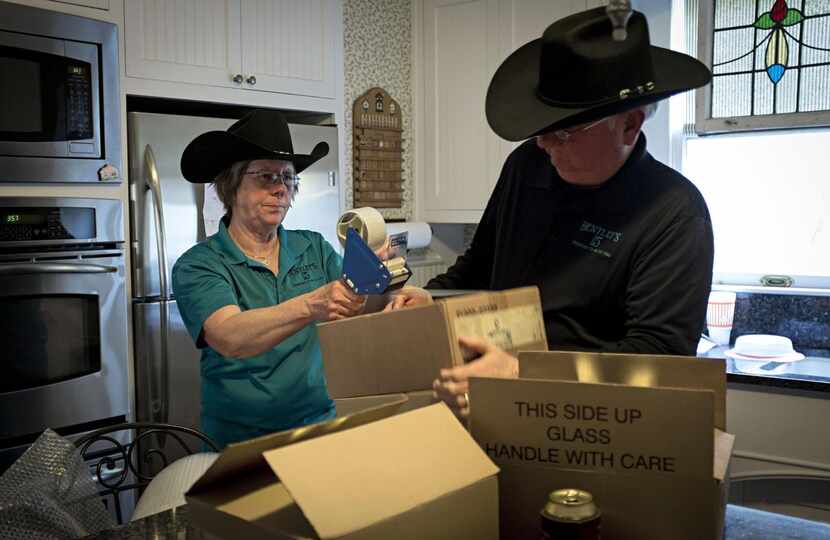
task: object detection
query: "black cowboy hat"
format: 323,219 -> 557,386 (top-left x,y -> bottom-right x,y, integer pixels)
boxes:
180,109 -> 329,183
486,7 -> 711,142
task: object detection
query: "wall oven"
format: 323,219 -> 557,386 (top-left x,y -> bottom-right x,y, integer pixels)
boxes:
0,1 -> 121,183
0,197 -> 129,471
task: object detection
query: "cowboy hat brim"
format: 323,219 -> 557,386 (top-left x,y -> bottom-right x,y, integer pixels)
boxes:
180,130 -> 329,183
486,39 -> 712,142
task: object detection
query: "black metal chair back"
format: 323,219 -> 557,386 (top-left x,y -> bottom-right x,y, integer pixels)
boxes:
74,422 -> 218,524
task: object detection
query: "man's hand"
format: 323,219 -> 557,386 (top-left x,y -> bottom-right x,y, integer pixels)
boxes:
432,336 -> 518,417
383,286 -> 434,311
305,280 -> 367,321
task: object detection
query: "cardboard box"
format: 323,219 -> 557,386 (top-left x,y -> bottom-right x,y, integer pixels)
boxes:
469,351 -> 734,540
186,398 -> 500,540
319,287 -> 548,398
334,390 -> 438,417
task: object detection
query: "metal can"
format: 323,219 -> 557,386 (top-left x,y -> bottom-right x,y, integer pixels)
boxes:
540,488 -> 601,540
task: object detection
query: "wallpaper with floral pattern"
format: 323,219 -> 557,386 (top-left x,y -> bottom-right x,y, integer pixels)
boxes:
344,0 -> 412,220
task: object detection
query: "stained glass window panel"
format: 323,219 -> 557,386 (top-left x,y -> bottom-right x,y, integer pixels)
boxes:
711,74 -> 753,117
800,65 -> 830,110
705,0 -> 830,126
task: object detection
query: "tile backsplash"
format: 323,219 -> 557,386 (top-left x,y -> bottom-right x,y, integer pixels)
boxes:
732,292 -> 830,350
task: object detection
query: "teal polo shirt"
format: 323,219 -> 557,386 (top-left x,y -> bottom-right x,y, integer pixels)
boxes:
171,218 -> 341,448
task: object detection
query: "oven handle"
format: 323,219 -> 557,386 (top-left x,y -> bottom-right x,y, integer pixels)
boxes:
0,263 -> 118,275
144,145 -> 170,431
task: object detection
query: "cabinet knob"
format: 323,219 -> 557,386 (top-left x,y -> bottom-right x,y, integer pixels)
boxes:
246,75 -> 257,86
232,73 -> 243,84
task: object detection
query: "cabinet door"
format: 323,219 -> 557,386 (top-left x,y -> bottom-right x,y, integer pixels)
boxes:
419,0 -> 590,220
421,0 -> 509,218
504,0 -> 590,48
124,0 -> 242,88
239,0 -> 337,98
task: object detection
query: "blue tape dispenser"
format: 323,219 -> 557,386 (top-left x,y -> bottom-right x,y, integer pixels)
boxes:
337,208 -> 412,295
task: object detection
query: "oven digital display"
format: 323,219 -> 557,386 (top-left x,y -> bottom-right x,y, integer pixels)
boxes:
4,212 -> 46,225
0,206 -> 95,241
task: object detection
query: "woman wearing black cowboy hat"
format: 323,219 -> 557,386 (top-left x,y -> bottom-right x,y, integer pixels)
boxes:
411,8 -> 716,416
172,109 -> 367,448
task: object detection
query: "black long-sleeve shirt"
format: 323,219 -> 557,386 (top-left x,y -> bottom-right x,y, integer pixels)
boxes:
427,134 -> 714,356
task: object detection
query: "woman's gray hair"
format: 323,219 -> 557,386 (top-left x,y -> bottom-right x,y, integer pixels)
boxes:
212,160 -> 252,217
212,159 -> 298,216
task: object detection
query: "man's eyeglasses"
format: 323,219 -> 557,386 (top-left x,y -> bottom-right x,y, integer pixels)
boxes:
245,170 -> 300,190
549,117 -> 611,142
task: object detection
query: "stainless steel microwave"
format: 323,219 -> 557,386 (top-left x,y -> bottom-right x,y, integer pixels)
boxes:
0,1 -> 121,183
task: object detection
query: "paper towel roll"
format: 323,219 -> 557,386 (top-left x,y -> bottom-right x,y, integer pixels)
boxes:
336,207 -> 387,250
386,222 -> 432,250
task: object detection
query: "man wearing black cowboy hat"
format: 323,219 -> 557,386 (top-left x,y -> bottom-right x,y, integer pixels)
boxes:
172,109 -> 368,448
414,8 -> 716,415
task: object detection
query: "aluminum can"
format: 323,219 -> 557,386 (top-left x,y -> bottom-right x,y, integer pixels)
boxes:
540,488 -> 601,540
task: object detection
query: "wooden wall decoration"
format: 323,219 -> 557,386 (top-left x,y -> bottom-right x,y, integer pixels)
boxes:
353,87 -> 403,209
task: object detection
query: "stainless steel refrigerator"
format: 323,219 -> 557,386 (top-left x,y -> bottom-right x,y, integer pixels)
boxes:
128,111 -> 341,437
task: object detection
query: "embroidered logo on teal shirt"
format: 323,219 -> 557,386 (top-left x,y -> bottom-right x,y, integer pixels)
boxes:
572,221 -> 623,258
287,263 -> 324,287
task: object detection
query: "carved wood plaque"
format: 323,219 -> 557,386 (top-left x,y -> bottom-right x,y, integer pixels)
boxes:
353,87 -> 403,209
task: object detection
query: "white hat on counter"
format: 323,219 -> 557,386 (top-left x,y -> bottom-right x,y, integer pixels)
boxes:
725,334 -> 805,363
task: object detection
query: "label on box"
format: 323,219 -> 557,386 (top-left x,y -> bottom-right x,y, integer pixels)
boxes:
469,377 -> 717,540
452,305 -> 545,358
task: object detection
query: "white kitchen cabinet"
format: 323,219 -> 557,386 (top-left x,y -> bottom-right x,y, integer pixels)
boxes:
124,0 -> 336,99
415,0 -> 594,222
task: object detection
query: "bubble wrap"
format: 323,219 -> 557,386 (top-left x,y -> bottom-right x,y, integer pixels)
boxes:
0,429 -> 116,539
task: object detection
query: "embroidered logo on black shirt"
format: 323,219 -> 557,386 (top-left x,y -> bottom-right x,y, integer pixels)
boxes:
572,221 -> 623,258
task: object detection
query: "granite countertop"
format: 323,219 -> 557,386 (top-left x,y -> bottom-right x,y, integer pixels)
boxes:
700,344 -> 830,393
84,504 -> 830,539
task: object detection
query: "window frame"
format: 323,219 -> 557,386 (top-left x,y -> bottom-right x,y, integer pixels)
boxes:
695,0 -> 830,135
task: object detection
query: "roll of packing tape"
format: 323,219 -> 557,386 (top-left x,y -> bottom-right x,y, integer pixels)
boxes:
336,207 -> 387,250
386,222 -> 432,250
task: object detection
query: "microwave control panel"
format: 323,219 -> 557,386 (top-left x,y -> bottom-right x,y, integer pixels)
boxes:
65,62 -> 93,140
0,207 -> 95,242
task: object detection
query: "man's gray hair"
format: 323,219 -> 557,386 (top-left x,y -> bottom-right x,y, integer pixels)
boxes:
641,102 -> 659,121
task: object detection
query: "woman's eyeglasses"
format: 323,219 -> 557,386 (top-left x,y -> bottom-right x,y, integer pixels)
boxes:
245,170 -> 300,190
549,117 -> 611,142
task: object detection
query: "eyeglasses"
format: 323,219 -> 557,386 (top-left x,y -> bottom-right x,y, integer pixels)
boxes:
245,170 -> 300,190
549,117 -> 611,142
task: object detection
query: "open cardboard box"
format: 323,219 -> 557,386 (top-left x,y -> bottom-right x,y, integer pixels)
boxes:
319,286 -> 548,398
468,351 -> 734,540
186,396 -> 499,540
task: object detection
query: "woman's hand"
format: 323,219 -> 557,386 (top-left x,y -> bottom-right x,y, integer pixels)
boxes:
432,336 -> 519,417
383,286 -> 434,311
374,236 -> 392,261
305,280 -> 367,321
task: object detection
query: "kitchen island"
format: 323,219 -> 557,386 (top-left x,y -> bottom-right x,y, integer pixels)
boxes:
85,503 -> 830,539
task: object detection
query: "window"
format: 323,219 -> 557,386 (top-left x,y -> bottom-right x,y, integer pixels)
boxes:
675,0 -> 830,289
696,0 -> 830,134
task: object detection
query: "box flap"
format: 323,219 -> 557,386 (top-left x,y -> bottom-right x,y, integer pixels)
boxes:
519,351 -> 727,430
714,428 -> 735,481
319,303 -> 452,397
441,287 -> 548,364
262,403 -> 500,539
188,394 -> 407,494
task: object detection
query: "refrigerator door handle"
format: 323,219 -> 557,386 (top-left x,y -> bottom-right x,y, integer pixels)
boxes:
143,145 -> 170,429
144,145 -> 170,300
